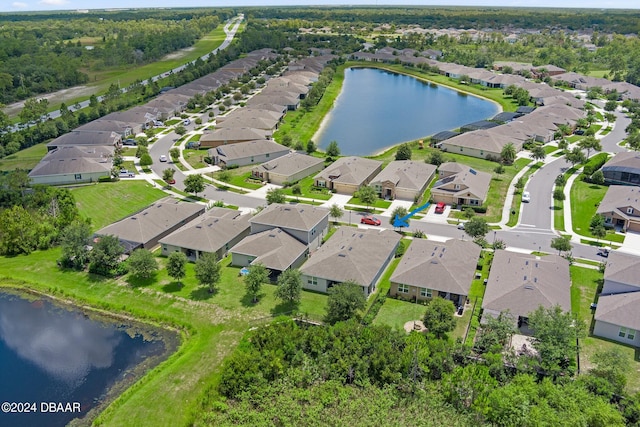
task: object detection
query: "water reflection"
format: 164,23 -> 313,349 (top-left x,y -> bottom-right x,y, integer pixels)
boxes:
0,298 -> 121,384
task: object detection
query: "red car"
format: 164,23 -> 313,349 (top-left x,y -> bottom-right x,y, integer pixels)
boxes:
435,202 -> 446,214
361,215 -> 381,226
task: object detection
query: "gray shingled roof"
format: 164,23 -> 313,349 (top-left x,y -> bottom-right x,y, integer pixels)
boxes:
595,292 -> 640,331
201,127 -> 270,143
603,250 -> 640,288
371,161 -> 436,193
29,146 -> 113,177
209,140 -> 289,162
46,130 -> 121,149
158,208 -> 249,254
253,152 -> 324,177
300,226 -> 401,287
482,251 -> 571,318
432,164 -> 492,202
231,228 -> 307,271
314,156 -> 382,187
602,152 -> 640,175
250,203 -> 329,232
391,239 -> 481,296
597,185 -> 640,220
96,197 -> 205,246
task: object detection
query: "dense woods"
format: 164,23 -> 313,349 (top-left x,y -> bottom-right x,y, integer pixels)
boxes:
0,8 -> 232,104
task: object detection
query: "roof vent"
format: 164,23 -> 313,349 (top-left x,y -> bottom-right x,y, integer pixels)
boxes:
338,254 -> 346,257
196,225 -> 202,229
524,285 -> 534,290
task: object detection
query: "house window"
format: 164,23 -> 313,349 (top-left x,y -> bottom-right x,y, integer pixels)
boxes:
620,327 -> 636,340
308,276 -> 318,286
250,156 -> 254,163
317,180 -> 326,188
266,153 -> 270,158
629,329 -> 636,340
627,207 -> 634,215
454,184 -> 460,190
469,199 -> 479,206
420,288 -> 432,298
460,147 -> 464,152
398,284 -> 409,293
74,174 -> 82,180
480,151 -> 484,156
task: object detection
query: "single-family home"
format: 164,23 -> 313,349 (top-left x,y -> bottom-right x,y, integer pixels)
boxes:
440,129 -> 523,160
28,146 -> 114,185
230,228 -> 308,280
313,156 -> 383,195
390,239 -> 481,307
251,152 -> 325,185
159,207 -> 250,261
482,251 -> 571,330
46,130 -> 122,151
593,251 -> 640,346
94,197 -> 205,253
299,226 -> 402,297
431,162 -> 492,207
250,203 -> 330,249
369,160 -> 437,201
208,140 -> 290,168
199,128 -> 272,148
596,185 -> 640,232
602,152 -> 640,186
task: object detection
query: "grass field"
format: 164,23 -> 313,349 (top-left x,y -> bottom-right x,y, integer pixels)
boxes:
281,175 -> 332,200
0,142 -> 48,171
570,179 -> 622,243
71,181 -> 167,230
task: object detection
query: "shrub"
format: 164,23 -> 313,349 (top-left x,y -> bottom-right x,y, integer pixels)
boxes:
98,176 -> 113,182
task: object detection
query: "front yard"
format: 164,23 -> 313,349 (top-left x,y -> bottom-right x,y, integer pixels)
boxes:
570,179 -> 624,243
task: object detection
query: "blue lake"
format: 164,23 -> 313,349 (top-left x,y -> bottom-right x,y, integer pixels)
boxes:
0,291 -> 171,427
315,67 -> 500,156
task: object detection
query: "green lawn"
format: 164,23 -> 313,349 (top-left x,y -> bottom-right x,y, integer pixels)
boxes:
71,180 -> 167,231
570,179 -> 621,243
570,266 -> 640,393
347,196 -> 392,209
212,166 -> 262,190
183,149 -> 209,169
281,175 -> 332,200
373,298 -> 426,331
0,142 -> 48,171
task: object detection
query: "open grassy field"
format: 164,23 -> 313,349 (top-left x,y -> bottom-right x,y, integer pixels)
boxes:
71,181 -> 167,231
0,142 -> 49,172
570,179 -> 623,243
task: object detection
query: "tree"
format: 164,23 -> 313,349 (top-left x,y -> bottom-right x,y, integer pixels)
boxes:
587,348 -> 628,397
140,153 -> 153,167
169,147 -> 180,162
557,138 -> 569,153
464,217 -> 489,240
175,125 -> 187,136
592,225 -> 607,242
423,297 -> 456,339
550,235 -> 572,255
626,131 -> 640,151
355,185 -> 377,211
604,112 -> 616,123
500,143 -> 517,165
128,249 -> 158,279
88,234 -> 124,276
162,168 -> 175,183
291,184 -> 302,199
266,187 -> 286,204
306,140 -> 316,154
590,214 -> 605,233
578,135 -> 602,158
494,164 -> 504,174
275,269 -> 302,305
565,147 -> 586,166
195,252 -> 222,293
58,220 -> 92,269
604,100 -> 618,112
166,251 -> 187,288
552,189 -> 565,201
281,134 -> 292,147
591,170 -> 605,185
326,140 -> 340,158
463,207 -> 475,220
390,206 -> 408,226
325,281 -> 366,324
395,143 -> 412,160
528,305 -> 585,377
329,204 -> 343,223
428,151 -> 444,166
184,174 -> 205,196
530,145 -> 546,162
244,263 -> 269,303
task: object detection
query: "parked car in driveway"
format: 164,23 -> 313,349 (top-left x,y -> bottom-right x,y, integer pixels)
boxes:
159,155 -> 168,162
361,215 -> 381,226
119,170 -> 135,178
522,191 -> 531,203
435,202 -> 446,214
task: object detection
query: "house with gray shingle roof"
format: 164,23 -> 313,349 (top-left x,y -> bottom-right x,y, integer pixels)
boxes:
251,152 -> 325,185
230,228 -> 308,280
208,140 -> 290,168
250,203 -> 329,249
596,185 -> 640,232
299,226 -> 401,297
441,129 -> 523,160
370,160 -> 436,201
46,130 -> 122,151
482,251 -> 571,330
593,251 -> 640,345
159,207 -> 250,262
602,152 -> 640,186
95,197 -> 205,253
431,162 -> 492,207
390,239 -> 480,307
200,128 -> 272,148
313,156 -> 383,195
28,146 -> 114,185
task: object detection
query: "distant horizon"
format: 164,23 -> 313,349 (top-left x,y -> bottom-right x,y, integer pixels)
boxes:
1,1 -> 637,14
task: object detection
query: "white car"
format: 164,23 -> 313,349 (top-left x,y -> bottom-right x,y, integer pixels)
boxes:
522,191 -> 531,203
159,155 -> 168,162
457,222 -> 465,230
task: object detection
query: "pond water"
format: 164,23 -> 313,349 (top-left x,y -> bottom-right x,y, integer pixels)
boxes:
315,67 -> 500,156
0,291 -> 169,427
